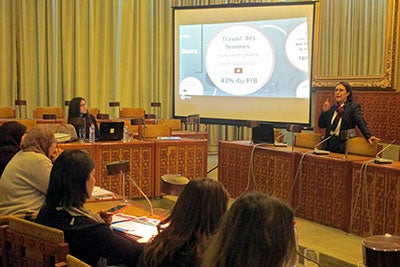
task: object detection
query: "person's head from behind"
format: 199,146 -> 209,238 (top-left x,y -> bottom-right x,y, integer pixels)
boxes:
0,121 -> 27,147
20,126 -> 56,159
166,177 -> 229,235
45,149 -> 95,209
68,97 -> 87,120
202,191 -> 296,267
143,177 -> 229,266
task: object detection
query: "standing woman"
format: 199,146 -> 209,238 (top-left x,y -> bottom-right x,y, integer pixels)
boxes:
0,121 -> 27,176
138,177 -> 229,267
68,97 -> 99,139
318,81 -> 381,153
36,150 -> 143,267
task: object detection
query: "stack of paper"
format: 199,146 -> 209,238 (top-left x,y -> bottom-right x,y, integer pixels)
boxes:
111,213 -> 161,243
92,186 -> 117,200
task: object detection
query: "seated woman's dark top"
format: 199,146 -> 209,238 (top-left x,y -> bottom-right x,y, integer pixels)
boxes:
36,205 -> 143,267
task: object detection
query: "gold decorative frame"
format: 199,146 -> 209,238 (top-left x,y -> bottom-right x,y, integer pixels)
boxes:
312,0 -> 399,88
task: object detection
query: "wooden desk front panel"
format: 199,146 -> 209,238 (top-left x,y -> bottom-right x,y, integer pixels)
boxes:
218,141 -> 253,198
154,139 -> 208,196
97,142 -> 155,198
218,141 -> 295,203
60,142 -> 155,198
254,146 -> 295,205
350,161 -> 400,236
294,152 -> 353,231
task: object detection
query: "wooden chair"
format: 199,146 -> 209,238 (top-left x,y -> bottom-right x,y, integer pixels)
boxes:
295,132 -> 323,149
160,119 -> 183,131
346,136 -> 378,157
33,107 -> 64,119
87,107 -> 99,117
0,107 -> 15,118
143,124 -> 171,138
57,254 -> 90,267
0,216 -> 69,267
119,107 -> 145,118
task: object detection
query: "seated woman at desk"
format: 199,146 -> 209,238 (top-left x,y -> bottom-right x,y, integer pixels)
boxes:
0,126 -> 61,217
0,121 -> 27,176
36,149 -> 142,267
138,177 -> 229,267
202,191 -> 297,267
68,97 -> 99,139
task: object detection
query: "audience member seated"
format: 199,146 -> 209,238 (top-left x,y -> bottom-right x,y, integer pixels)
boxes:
138,177 -> 229,267
201,191 -> 297,267
0,126 -> 62,216
68,97 -> 99,139
0,121 -> 27,176
36,150 -> 143,267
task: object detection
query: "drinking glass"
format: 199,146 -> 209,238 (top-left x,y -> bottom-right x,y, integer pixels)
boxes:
78,128 -> 86,143
304,248 -> 319,267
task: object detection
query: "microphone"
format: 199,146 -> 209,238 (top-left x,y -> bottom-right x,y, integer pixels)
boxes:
125,174 -> 154,216
274,132 -> 287,147
313,135 -> 332,155
374,140 -> 396,164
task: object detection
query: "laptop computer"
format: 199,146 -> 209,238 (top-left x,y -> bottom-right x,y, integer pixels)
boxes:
252,123 -> 274,144
99,122 -> 124,141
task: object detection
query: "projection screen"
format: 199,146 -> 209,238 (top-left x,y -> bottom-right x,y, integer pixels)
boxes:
173,2 -> 316,126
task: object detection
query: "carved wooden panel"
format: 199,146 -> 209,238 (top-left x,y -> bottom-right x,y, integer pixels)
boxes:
154,139 -> 208,196
315,90 -> 400,143
218,141 -> 253,198
253,146 -> 295,205
293,153 -> 353,231
350,161 -> 400,236
97,142 -> 154,198
218,141 -> 295,204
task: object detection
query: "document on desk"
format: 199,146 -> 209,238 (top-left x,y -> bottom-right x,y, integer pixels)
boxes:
111,213 -> 160,243
91,186 -> 117,200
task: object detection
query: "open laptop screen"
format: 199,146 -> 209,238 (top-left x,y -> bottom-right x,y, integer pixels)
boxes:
99,122 -> 124,141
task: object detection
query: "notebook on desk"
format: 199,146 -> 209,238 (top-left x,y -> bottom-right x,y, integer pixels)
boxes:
99,122 -> 124,141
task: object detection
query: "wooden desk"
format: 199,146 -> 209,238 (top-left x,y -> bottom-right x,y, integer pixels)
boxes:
218,141 -> 295,205
350,160 -> 400,236
85,200 -> 166,221
59,139 -> 207,199
218,140 -> 400,237
293,151 -> 368,232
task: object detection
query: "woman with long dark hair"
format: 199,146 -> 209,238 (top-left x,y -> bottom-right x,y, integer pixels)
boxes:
68,97 -> 99,139
36,150 -> 142,266
202,191 -> 297,267
138,177 -> 229,267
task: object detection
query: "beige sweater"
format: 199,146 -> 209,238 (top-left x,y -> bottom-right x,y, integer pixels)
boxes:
0,151 -> 52,215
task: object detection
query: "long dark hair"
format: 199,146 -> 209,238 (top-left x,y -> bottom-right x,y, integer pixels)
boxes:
336,81 -> 353,102
67,97 -> 85,124
202,191 -> 297,267
45,150 -> 94,208
142,177 -> 229,266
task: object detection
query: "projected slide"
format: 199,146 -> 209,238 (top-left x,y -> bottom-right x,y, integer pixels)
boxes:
179,18 -> 309,99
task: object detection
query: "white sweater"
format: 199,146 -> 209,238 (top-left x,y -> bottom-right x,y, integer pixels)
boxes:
0,151 -> 52,215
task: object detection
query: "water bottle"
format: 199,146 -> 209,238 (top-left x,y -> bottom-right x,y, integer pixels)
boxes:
294,220 -> 299,266
123,125 -> 129,142
89,124 -> 95,143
